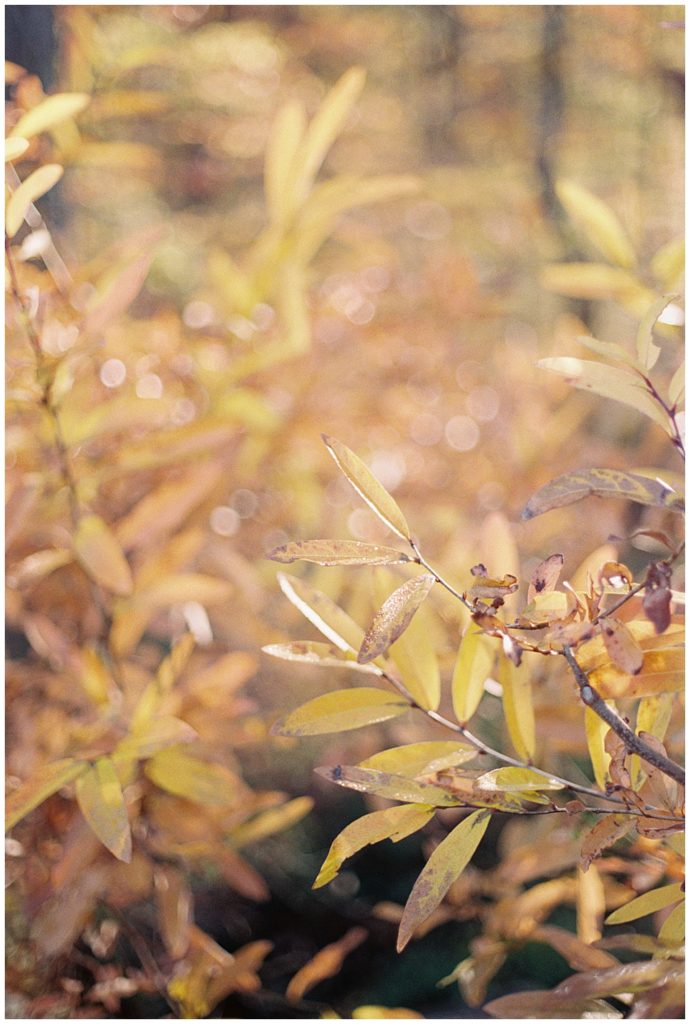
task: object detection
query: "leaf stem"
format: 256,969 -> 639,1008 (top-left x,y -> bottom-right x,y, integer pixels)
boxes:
409,540 -> 473,610
639,371 -> 685,462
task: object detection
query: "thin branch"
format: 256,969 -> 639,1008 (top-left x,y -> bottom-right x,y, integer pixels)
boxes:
410,540 -> 473,610
563,645 -> 685,787
639,370 -> 685,462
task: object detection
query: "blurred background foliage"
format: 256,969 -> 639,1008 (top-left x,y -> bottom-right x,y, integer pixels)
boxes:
5,4 -> 684,1019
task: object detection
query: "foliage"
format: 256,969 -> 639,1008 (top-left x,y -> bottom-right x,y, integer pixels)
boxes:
5,6 -> 685,1020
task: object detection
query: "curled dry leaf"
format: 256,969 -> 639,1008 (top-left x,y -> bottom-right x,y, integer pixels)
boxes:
643,561 -> 672,634
286,927 -> 368,1002
527,553 -> 564,603
580,814 -> 634,872
469,573 -> 519,601
358,573 -> 435,663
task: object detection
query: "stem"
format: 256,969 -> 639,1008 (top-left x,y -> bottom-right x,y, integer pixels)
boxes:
563,645 -> 685,787
410,540 -> 473,610
640,371 -> 685,462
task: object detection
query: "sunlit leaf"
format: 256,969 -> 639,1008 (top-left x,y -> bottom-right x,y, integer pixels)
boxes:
262,640 -> 379,674
636,295 -> 675,371
397,809 -> 491,951
228,797 -> 314,848
264,98 -> 306,226
522,467 -> 684,519
145,747 -> 241,806
499,656 -> 535,760
6,758 -> 86,830
580,814 -> 634,871
527,554 -> 564,603
286,927 -> 368,1001
576,332 -> 641,370
537,357 -> 672,433
468,573 -> 519,600
556,180 -> 635,269
113,717 -> 198,762
540,261 -> 647,302
668,360 -> 685,407
359,741 -> 477,777
601,619 -> 644,675
605,882 -> 683,925
322,435 -> 411,541
474,767 -> 565,793
5,137 -> 29,162
272,688 -> 409,736
277,571 -> 365,653
6,164 -> 63,238
73,514 -> 133,596
588,644 -> 684,699
75,757 -> 132,862
358,574 -> 435,663
650,237 -> 684,290
352,1007 -> 423,1019
78,644 -> 113,706
269,539 -> 410,566
9,92 -> 90,139
374,568 -> 441,711
657,900 -> 685,947
316,765 -> 463,808
451,623 -> 495,723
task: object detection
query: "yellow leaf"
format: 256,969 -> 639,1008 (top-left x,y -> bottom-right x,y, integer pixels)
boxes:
268,539 -> 410,566
650,237 -> 684,290
132,573 -> 233,608
9,92 -> 90,139
322,435 -> 411,541
114,717 -> 198,762
78,644 -> 113,706
452,623 -> 495,723
6,163 -> 63,238
5,137 -> 29,162
522,467 -> 683,520
636,295 -> 675,371
540,261 -> 645,300
631,693 -> 674,786
277,572 -> 365,653
314,804 -> 435,888
605,882 -> 683,925
145,747 -> 241,806
480,510 -> 520,616
359,741 -> 476,777
657,900 -> 685,947
286,927 -> 367,1001
585,706 -> 610,789
588,646 -> 684,699
75,757 -> 132,862
316,765 -> 463,808
474,767 -> 565,793
352,1007 -> 423,1019
264,98 -> 306,225
116,466 -> 220,553
272,688 -> 409,737
6,758 -> 86,830
499,656 -> 535,761
73,514 -> 133,596
397,810 -> 491,951
668,361 -> 684,407
556,180 -> 635,268
262,641 -> 380,675
156,633 -> 195,693
229,797 -> 314,848
358,574 -> 435,664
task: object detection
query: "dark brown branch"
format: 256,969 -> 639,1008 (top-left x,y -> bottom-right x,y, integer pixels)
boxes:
563,645 -> 685,787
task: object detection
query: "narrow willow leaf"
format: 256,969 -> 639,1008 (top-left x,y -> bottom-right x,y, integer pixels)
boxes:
601,619 -> 644,675
286,926 -> 368,1001
113,717 -> 198,762
499,656 -> 535,761
484,991 -> 624,1019
83,251 -> 155,337
650,238 -> 684,290
6,759 -> 86,830
631,693 -> 674,786
397,810 -> 491,951
262,641 -> 380,674
657,900 -> 685,947
474,767 -> 565,792
73,514 -> 133,596
269,539 -> 410,566
451,624 -> 495,724
358,574 -> 435,663
317,765 -> 463,807
668,361 -> 684,407
359,741 -> 477,777
556,180 -> 635,269
313,803 -> 434,888
229,796 -> 314,848
277,572 -> 365,653
5,137 -> 29,162
576,333 -> 641,370
272,688 -> 409,736
527,554 -> 564,603
552,958 -> 682,1000
605,882 -> 684,925
580,814 -> 634,872
322,435 -> 411,541
537,357 -> 672,433
144,748 -> 240,806
156,633 -> 195,693
9,92 -> 90,139
585,706 -> 611,789
264,99 -> 306,225
373,567 -> 440,710
532,925 -> 618,971
75,757 -> 132,862
540,261 -> 645,301
636,295 -> 675,371
522,467 -> 684,520
6,164 -> 63,238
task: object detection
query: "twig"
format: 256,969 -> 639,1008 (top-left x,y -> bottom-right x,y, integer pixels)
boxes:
639,371 -> 685,462
410,540 -> 473,610
563,645 -> 685,787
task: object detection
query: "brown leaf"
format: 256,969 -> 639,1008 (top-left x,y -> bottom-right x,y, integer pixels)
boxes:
643,561 -> 672,634
286,927 -> 368,1001
553,958 -> 683,1001
527,554 -> 564,602
531,924 -> 618,971
580,814 -> 634,872
469,573 -> 519,601
155,865 -> 192,959
601,619 -> 644,675
358,573 -> 435,663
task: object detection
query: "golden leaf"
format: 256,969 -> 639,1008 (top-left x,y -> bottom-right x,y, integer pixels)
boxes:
75,757 -> 132,862
272,688 -> 409,737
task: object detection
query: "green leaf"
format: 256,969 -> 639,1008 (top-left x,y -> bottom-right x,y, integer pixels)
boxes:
556,180 -> 635,269
605,882 -> 684,925
6,758 -> 87,830
636,295 -> 676,371
316,765 -> 464,807
75,757 -> 132,862
452,624 -> 495,724
9,92 -> 90,139
397,810 -> 491,951
537,357 -> 672,434
322,435 -> 411,541
358,574 -> 436,663
262,641 -> 380,674
522,467 -> 684,520
277,572 -> 365,653
268,539 -> 410,566
359,741 -> 477,777
272,688 -> 409,736
73,514 -> 134,596
144,747 -> 241,806
6,164 -> 64,238
313,804 -> 434,888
